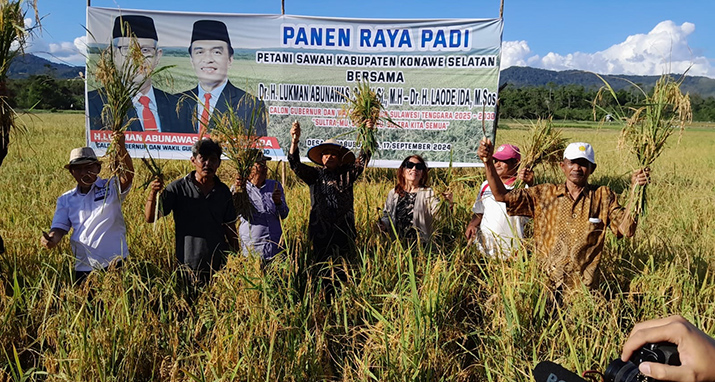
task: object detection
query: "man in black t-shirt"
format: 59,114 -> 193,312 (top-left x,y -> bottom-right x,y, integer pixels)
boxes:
145,139 -> 238,283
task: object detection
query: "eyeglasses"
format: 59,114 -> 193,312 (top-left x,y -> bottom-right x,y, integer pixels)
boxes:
115,45 -> 157,58
404,161 -> 426,171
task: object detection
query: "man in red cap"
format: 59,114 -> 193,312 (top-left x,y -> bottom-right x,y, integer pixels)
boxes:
465,143 -> 533,258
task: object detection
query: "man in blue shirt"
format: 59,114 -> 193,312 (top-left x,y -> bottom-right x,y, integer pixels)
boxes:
234,150 -> 289,262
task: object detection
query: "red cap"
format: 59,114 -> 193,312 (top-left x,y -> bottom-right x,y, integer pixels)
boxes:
493,144 -> 521,161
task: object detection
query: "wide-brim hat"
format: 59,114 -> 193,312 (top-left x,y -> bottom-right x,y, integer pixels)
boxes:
64,147 -> 101,169
247,148 -> 271,162
307,139 -> 355,166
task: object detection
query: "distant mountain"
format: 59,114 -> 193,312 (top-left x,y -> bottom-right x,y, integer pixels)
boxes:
500,66 -> 715,98
8,54 -> 84,79
7,54 -> 715,99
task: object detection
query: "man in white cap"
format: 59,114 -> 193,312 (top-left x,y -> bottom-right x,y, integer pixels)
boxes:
478,139 -> 650,289
41,132 -> 133,283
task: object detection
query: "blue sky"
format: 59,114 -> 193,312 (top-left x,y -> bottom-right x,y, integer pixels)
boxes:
27,0 -> 715,77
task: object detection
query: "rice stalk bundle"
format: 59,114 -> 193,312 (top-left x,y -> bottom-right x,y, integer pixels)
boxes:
594,73 -> 691,215
92,24 -> 170,176
342,81 -> 398,158
0,0 -> 38,168
208,95 -> 267,218
515,117 -> 567,188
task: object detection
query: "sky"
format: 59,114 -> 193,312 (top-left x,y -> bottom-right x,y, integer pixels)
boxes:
25,0 -> 715,78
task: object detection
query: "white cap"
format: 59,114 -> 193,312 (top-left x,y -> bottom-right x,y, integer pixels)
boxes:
563,142 -> 595,165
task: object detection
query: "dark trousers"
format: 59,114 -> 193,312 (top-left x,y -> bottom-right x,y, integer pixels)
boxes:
74,259 -> 124,285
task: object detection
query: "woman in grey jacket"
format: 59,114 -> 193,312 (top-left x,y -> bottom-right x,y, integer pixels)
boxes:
380,155 -> 449,242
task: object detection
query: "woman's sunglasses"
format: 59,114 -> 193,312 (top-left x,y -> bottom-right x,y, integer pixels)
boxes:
403,162 -> 426,171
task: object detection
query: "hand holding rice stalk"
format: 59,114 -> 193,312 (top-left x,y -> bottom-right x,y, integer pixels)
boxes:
594,73 -> 691,215
515,117 -> 567,188
92,26 -> 170,177
342,81 -> 399,157
209,94 -> 267,218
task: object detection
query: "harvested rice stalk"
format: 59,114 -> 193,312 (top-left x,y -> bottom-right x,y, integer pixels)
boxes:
209,94 -> 267,218
515,117 -> 567,188
92,22 -> 170,177
0,0 -> 39,168
342,81 -> 398,158
594,73 -> 691,215
140,146 -> 164,226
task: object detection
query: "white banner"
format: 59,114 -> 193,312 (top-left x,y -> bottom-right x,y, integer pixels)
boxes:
86,7 -> 502,167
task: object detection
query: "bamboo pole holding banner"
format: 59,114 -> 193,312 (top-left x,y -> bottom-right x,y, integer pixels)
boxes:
280,0 -> 287,186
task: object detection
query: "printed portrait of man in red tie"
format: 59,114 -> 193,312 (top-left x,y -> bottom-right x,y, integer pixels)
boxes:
87,15 -> 194,133
178,19 -> 268,138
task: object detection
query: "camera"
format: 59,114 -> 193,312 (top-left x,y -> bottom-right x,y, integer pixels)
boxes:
604,342 -> 680,382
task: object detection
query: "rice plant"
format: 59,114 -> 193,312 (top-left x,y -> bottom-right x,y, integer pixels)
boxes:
208,95 -> 268,218
2,114 -> 715,381
593,73 -> 692,215
91,23 -> 170,177
0,0 -> 39,168
515,117 -> 568,188
342,81 -> 399,158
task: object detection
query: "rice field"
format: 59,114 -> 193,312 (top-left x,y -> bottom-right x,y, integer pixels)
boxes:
0,113 -> 714,381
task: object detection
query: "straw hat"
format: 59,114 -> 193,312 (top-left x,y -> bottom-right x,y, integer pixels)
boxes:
64,147 -> 101,169
307,139 -> 355,166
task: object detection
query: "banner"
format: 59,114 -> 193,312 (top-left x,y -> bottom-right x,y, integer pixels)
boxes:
86,7 -> 502,167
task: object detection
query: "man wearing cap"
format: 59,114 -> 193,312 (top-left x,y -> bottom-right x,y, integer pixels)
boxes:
87,15 -> 192,133
41,132 -> 133,282
478,139 -> 650,289
180,19 -> 267,137
288,121 -> 370,265
465,143 -> 533,258
145,138 -> 239,284
233,150 -> 289,262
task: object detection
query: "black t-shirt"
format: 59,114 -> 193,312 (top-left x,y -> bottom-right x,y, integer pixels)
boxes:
159,172 -> 237,272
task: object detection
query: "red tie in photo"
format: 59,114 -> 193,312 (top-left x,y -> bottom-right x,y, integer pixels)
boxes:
200,93 -> 212,131
139,96 -> 158,132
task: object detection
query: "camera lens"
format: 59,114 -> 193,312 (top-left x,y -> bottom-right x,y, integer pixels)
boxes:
604,359 -> 642,382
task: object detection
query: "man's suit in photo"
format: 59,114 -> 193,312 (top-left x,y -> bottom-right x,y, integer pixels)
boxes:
87,87 -> 194,133
178,80 -> 268,137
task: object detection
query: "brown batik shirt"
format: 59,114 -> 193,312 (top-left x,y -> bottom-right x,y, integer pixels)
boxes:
504,183 -> 631,289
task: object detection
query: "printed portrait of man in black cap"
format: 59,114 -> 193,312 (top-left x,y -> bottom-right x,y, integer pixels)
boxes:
178,19 -> 267,137
87,15 -> 193,133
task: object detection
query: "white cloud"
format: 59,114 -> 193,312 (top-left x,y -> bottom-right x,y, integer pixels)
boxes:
26,35 -> 86,66
501,20 -> 715,78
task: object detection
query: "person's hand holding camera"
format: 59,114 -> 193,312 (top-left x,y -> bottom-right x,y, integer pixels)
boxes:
622,315 -> 715,382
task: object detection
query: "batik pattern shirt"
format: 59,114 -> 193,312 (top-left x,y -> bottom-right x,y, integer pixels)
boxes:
288,149 -> 369,244
505,183 -> 630,288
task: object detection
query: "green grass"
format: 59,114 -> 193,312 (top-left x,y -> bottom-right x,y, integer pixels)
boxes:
0,113 -> 714,381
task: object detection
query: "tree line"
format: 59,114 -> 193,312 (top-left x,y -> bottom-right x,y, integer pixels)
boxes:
499,83 -> 715,122
7,75 -> 84,111
7,76 -> 715,122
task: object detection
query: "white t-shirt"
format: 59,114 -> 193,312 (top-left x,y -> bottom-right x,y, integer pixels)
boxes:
472,180 -> 527,258
51,177 -> 130,271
